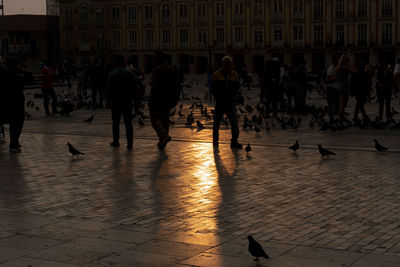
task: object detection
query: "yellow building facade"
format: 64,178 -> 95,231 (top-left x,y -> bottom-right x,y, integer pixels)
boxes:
59,0 -> 400,73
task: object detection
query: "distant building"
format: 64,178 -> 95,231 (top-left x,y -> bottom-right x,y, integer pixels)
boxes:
58,0 -> 400,74
0,15 -> 59,72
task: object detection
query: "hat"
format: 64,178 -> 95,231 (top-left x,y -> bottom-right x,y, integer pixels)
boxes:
222,56 -> 233,64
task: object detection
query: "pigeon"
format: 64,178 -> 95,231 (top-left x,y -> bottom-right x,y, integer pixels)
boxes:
247,235 -> 269,261
254,125 -> 260,133
289,140 -> 299,152
318,144 -> 335,157
373,139 -> 388,152
196,120 -> 205,129
67,143 -> 84,157
138,118 -> 145,127
84,115 -> 94,123
245,143 -> 251,153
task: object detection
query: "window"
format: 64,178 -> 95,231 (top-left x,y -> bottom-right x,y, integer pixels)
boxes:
144,6 -> 153,24
234,27 -> 244,42
95,8 -> 104,26
80,7 -> 88,26
96,32 -> 104,49
198,28 -> 207,47
293,0 -> 303,19
216,3 -> 225,23
335,0 -> 345,18
111,7 -> 121,26
127,7 -> 137,25
179,29 -> 189,44
64,8 -> 72,26
112,31 -> 121,49
145,30 -> 154,48
80,31 -> 90,50
274,26 -> 283,41
253,0 -> 263,19
357,0 -> 367,17
382,23 -> 392,44
162,30 -> 171,48
128,30 -> 137,49
65,32 -> 73,49
216,28 -> 225,47
313,0 -> 323,19
234,2 -> 244,22
197,3 -> 207,23
254,28 -> 263,47
179,4 -> 188,24
273,0 -> 283,19
381,0 -> 393,17
314,25 -> 324,46
358,24 -> 367,45
162,3 -> 171,24
335,25 -> 345,44
293,25 -> 303,41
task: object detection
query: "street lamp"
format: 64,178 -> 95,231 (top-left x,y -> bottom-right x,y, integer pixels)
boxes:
207,40 -> 216,68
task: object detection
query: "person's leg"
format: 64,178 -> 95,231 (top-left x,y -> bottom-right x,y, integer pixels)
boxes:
326,89 -> 335,122
50,88 -> 58,114
111,107 -> 121,145
150,108 -> 169,142
212,104 -> 224,144
99,88 -> 104,108
354,95 -> 361,120
42,88 -> 50,114
385,88 -> 392,120
225,105 -> 240,144
122,107 -> 133,148
9,118 -> 23,151
376,87 -> 384,120
92,87 -> 98,108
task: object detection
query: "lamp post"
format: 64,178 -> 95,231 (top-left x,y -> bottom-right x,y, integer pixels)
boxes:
207,40 -> 216,69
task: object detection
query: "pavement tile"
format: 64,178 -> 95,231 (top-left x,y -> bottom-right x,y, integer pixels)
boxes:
61,237 -> 134,254
93,228 -> 158,244
181,252 -> 261,267
0,257 -> 77,267
0,234 -> 62,251
134,239 -> 211,258
352,254 -> 400,267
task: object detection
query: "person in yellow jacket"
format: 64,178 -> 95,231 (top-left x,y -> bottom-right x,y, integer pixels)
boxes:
211,56 -> 242,149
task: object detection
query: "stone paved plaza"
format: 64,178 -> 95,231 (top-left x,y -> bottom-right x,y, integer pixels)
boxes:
1,80 -> 400,266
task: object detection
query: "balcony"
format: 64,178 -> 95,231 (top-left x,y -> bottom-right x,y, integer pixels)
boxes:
162,17 -> 171,25
145,18 -> 153,25
145,43 -> 154,49
293,12 -> 303,19
197,42 -> 206,49
216,15 -> 225,24
111,19 -> 121,26
216,41 -> 225,48
179,16 -> 188,25
234,14 -> 244,23
293,40 -> 304,47
180,43 -> 189,49
197,16 -> 206,24
128,43 -> 138,49
233,41 -> 244,49
253,42 -> 263,49
162,43 -> 171,49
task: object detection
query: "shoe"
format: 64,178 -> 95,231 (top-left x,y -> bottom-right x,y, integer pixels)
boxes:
157,136 -> 171,150
230,140 -> 243,149
110,141 -> 120,147
10,147 -> 21,153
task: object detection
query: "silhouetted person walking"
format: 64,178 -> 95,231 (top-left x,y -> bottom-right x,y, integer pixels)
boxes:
211,56 -> 242,149
351,61 -> 370,123
106,55 -> 136,149
326,55 -> 340,124
150,51 -> 178,149
89,58 -> 106,109
3,58 -> 25,153
40,61 -> 57,115
294,59 -> 308,113
376,61 -> 394,122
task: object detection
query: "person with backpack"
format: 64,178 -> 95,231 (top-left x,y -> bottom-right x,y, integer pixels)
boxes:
149,51 -> 179,150
211,56 -> 242,149
106,55 -> 136,150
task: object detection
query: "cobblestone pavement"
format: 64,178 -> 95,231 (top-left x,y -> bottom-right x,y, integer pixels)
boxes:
1,80 -> 400,266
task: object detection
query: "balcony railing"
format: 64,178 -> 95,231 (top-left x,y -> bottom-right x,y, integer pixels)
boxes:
234,14 -> 244,23
216,15 -> 225,23
145,18 -> 153,25
197,16 -> 206,24
179,16 -> 188,25
128,43 -> 138,49
162,43 -> 171,49
273,40 -> 284,48
314,40 -> 324,46
80,44 -> 90,51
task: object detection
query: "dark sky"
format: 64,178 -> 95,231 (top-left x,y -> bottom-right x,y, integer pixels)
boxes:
4,0 -> 46,15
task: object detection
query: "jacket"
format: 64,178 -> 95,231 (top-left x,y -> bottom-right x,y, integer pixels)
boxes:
211,69 -> 240,104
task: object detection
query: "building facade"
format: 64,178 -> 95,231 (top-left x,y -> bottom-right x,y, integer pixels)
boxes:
59,0 -> 400,74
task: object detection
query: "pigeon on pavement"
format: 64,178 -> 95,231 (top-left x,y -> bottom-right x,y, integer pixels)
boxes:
247,235 -> 269,261
289,140 -> 299,152
318,144 -> 335,157
84,115 -> 94,123
374,139 -> 388,152
67,143 -> 84,158
245,143 -> 251,153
